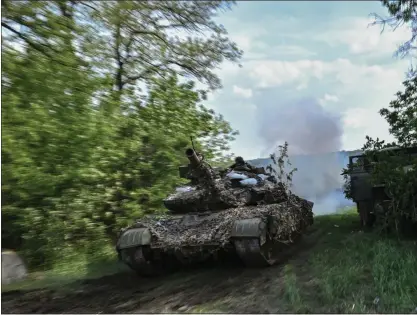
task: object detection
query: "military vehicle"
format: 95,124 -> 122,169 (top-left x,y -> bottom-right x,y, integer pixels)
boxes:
347,146 -> 417,227
116,148 -> 314,276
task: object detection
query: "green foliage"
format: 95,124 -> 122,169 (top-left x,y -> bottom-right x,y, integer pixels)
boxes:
362,78 -> 417,231
1,0 -> 240,268
379,77 -> 417,146
341,168 -> 353,201
267,142 -> 297,193
88,1 -> 243,92
381,0 -> 417,20
371,0 -> 417,76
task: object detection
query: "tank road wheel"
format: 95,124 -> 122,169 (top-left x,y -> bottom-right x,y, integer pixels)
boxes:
231,218 -> 277,268
233,238 -> 276,267
119,246 -> 168,277
118,227 -> 177,277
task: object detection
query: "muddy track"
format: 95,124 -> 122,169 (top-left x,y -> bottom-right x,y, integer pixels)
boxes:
1,230 -> 318,314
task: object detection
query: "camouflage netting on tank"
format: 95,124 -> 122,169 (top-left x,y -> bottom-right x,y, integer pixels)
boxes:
164,186 -> 253,212
123,154 -> 314,254
164,180 -> 289,213
134,194 -> 313,248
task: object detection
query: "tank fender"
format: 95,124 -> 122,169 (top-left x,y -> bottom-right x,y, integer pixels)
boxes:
231,218 -> 267,245
117,228 -> 152,250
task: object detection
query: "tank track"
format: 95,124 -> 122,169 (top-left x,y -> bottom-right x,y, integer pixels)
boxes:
117,217 -> 280,277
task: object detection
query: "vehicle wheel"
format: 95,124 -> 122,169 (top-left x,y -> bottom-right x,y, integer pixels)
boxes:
373,200 -> 390,231
233,237 -> 277,267
357,201 -> 374,228
233,219 -> 279,268
119,246 -> 168,277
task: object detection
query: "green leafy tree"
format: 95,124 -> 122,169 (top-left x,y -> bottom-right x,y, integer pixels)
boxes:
379,77 -> 417,146
87,1 -> 242,93
1,0 -> 241,268
1,24 -> 105,265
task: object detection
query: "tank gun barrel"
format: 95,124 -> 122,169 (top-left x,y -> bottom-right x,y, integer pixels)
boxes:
185,147 -> 218,189
185,148 -> 201,167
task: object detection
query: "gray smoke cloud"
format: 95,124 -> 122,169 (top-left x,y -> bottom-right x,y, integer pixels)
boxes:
259,98 -> 342,155
257,97 -> 352,215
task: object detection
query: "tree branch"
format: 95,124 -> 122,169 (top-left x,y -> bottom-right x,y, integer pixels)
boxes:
1,21 -> 55,58
2,22 -> 81,69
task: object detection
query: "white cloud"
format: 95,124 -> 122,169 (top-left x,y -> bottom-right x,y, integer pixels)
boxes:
247,58 -> 405,98
224,21 -> 271,60
343,107 -> 373,129
268,44 -> 317,58
342,107 -> 394,150
324,94 -> 339,102
315,17 -> 411,56
232,34 -> 252,52
221,14 -> 316,61
319,93 -> 339,107
232,85 -> 253,98
249,59 -> 326,87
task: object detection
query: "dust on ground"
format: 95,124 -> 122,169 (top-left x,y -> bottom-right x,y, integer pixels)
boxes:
1,228 -> 321,314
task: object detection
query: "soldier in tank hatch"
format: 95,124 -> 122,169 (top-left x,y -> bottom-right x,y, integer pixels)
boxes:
229,156 -> 256,172
229,156 -> 278,183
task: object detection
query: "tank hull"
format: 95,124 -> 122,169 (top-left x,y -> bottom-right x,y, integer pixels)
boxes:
116,199 -> 314,276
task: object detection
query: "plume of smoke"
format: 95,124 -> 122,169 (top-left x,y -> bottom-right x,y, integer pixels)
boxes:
257,98 -> 353,215
259,98 -> 342,155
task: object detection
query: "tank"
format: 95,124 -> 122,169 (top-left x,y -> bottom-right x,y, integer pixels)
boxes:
116,148 -> 314,276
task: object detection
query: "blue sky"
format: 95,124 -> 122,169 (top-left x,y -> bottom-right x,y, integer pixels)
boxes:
202,1 -> 411,159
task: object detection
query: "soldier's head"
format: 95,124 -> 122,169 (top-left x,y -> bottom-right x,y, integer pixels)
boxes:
235,156 -> 244,165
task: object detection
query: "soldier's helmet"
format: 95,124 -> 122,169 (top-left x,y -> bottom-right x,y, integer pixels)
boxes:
235,156 -> 244,165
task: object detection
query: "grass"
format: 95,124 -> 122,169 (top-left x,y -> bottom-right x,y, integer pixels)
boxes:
282,264 -> 306,313
283,208 -> 417,313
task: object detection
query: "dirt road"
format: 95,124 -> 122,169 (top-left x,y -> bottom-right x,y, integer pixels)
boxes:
1,231 -> 317,314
